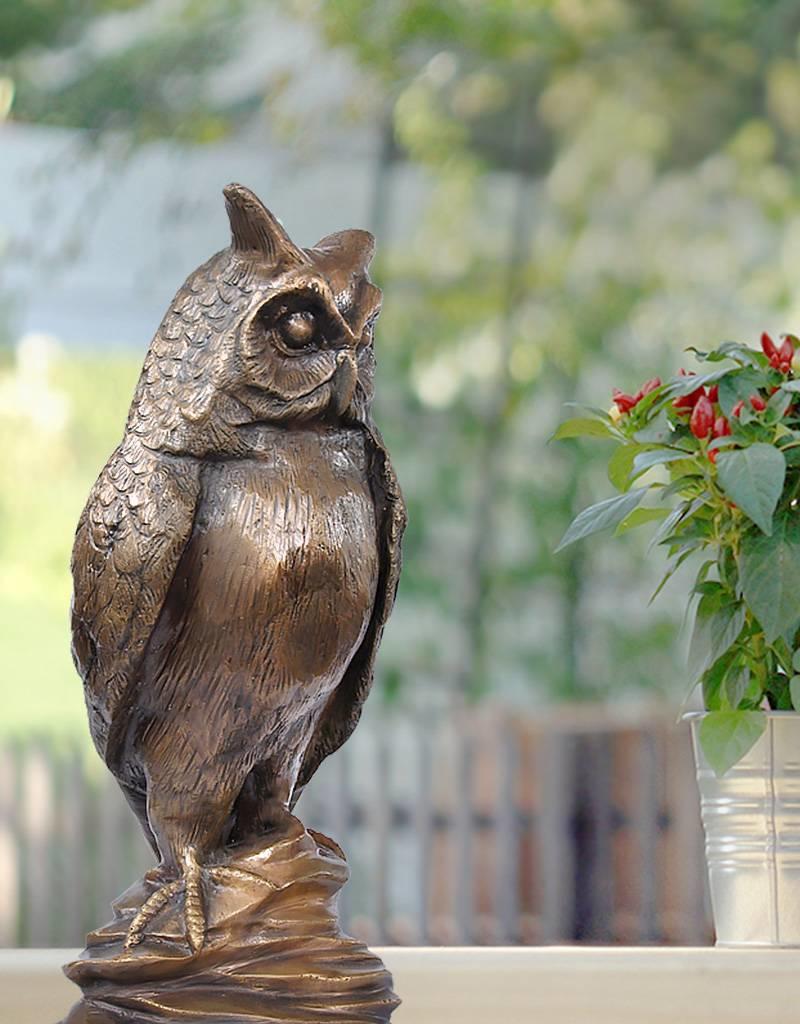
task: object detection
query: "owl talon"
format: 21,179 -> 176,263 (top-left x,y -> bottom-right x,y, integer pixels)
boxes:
124,846 -> 206,952
124,847 -> 277,953
182,847 -> 206,953
125,877 -> 184,950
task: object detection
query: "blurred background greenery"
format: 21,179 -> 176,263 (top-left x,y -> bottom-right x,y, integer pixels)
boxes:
3,0 -> 800,736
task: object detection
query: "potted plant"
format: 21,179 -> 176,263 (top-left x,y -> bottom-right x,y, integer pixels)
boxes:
555,331 -> 800,946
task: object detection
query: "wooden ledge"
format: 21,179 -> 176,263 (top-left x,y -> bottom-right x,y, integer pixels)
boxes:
3,947 -> 799,1024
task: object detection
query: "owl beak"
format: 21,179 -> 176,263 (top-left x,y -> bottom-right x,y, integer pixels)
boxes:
331,351 -> 358,414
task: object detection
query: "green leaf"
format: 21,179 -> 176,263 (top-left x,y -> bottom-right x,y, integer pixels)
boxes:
792,649 -> 800,673
629,383 -> 666,419
790,676 -> 800,711
700,648 -> 738,709
687,342 -> 764,368
667,457 -> 704,477
630,448 -> 690,481
715,444 -> 786,535
714,341 -> 764,366
693,580 -> 724,596
699,711 -> 767,777
739,672 -> 765,709
740,512 -> 800,643
689,592 -> 746,680
779,380 -> 800,393
664,369 -> 729,397
724,666 -> 750,710
648,498 -> 698,550
608,444 -> 641,491
552,417 -> 614,441
614,506 -> 668,535
555,488 -> 649,552
774,680 -> 795,710
767,388 -> 793,420
562,402 -> 613,421
633,414 -> 673,445
658,479 -> 698,504
784,446 -> 800,467
707,435 -> 740,451
718,367 -> 766,417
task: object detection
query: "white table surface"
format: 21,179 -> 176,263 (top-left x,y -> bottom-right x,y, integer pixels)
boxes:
2,946 -> 799,1024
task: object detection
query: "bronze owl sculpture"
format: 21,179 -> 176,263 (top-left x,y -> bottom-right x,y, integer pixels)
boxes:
69,183 -> 406,959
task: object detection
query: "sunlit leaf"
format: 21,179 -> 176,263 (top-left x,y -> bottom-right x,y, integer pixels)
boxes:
614,506 -> 668,535
630,448 -> 690,480
607,444 -> 641,490
551,417 -> 614,441
699,711 -> 766,777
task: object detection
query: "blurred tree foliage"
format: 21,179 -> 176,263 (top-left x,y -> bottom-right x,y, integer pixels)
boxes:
299,0 -> 800,703
0,0 -> 132,58
2,0 -> 251,141
4,0 -> 800,726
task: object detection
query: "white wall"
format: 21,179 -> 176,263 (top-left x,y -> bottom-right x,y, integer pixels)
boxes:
0,118 -> 390,348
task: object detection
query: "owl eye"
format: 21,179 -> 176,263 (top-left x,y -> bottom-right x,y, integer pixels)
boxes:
360,311 -> 379,347
278,310 -> 317,350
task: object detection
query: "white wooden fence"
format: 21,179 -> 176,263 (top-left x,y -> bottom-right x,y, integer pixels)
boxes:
0,708 -> 712,948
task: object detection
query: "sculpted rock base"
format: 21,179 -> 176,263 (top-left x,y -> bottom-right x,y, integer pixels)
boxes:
61,817 -> 399,1024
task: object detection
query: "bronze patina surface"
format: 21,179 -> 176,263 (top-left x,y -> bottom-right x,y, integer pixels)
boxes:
64,184 -> 405,1023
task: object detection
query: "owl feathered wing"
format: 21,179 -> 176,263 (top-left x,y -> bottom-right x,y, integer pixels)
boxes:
70,435 -> 201,773
294,425 -> 406,798
72,425 -> 403,795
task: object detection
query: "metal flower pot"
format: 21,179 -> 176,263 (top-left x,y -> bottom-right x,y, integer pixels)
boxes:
687,711 -> 800,946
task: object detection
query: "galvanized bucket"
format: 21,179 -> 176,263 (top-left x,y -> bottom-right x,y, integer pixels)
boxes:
687,711 -> 800,946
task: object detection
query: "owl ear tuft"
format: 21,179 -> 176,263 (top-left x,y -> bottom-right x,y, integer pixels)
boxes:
223,183 -> 308,266
308,229 -> 375,275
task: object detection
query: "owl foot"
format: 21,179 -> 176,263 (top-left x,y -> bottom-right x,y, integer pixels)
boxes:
124,847 -> 277,953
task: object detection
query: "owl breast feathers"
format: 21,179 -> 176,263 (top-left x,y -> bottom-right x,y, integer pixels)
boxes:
70,184 -> 405,862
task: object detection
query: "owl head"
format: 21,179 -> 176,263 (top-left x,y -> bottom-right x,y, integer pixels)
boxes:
127,184 -> 382,454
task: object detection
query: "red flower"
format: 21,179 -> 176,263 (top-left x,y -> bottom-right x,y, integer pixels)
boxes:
708,384 -> 719,403
731,399 -> 745,418
713,416 -> 731,438
638,376 -> 662,399
763,331 -> 794,372
762,332 -> 779,361
775,337 -> 794,374
612,388 -> 638,414
690,395 -> 715,439
672,370 -> 706,412
750,394 -> 767,412
709,449 -> 718,464
611,377 -> 662,415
